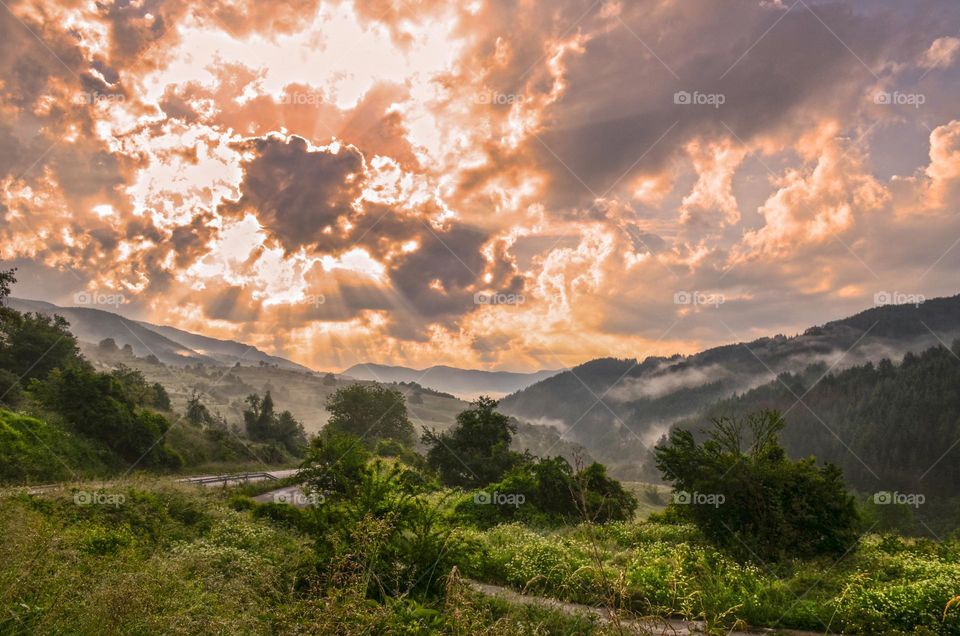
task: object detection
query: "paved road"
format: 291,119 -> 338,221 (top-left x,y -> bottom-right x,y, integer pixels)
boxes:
252,485 -> 316,507
1,468 -> 303,497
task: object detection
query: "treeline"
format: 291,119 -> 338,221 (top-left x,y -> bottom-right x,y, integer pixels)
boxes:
693,341 -> 960,497
0,269 -> 307,482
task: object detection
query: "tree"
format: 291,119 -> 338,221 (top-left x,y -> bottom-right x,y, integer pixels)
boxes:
98,338 -> 118,352
0,311 -> 86,383
0,369 -> 22,407
654,410 -> 859,561
324,384 -> 414,447
31,366 -> 181,468
243,391 -> 308,453
422,396 -> 526,488
244,391 -> 275,441
457,455 -> 638,526
322,372 -> 337,386
186,392 -> 214,426
0,268 -> 15,305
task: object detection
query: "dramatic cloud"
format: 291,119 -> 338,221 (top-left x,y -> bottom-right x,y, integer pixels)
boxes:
2,0 -> 960,371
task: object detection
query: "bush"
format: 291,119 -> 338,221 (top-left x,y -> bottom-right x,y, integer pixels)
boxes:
456,456 -> 638,527
0,409 -> 104,483
655,410 -> 860,561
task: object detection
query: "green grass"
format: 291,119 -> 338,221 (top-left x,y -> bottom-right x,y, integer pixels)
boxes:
0,409 -> 107,484
4,479 -> 960,634
0,480 -> 610,635
462,522 -> 960,634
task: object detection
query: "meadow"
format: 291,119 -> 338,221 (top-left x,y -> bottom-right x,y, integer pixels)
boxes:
2,479 -> 958,635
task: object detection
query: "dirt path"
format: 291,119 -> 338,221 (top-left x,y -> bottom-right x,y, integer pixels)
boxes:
465,579 -> 826,636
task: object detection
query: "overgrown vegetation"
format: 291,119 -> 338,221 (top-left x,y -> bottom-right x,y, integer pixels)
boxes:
655,409 -> 860,561
2,266 -> 959,633
0,270 -> 305,482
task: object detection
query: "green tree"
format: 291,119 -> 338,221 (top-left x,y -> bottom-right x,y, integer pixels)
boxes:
0,268 -> 15,305
32,366 -> 181,468
654,409 -> 859,561
0,311 -> 86,383
324,384 -> 414,447
243,391 -> 307,453
186,392 -> 214,426
422,396 -> 526,488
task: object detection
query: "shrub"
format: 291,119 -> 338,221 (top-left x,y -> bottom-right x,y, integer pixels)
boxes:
655,409 -> 860,561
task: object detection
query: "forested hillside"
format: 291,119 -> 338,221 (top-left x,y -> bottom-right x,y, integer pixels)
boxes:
692,341 -> 960,498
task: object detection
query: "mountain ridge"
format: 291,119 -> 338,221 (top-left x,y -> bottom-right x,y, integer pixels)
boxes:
343,362 -> 563,399
499,293 -> 960,479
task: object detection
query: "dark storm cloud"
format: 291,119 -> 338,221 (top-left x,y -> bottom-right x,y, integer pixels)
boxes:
223,135 -> 367,252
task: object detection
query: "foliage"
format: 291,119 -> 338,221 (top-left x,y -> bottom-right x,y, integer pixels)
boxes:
423,396 -> 528,488
0,368 -> 23,407
0,309 -> 86,383
655,409 -> 860,562
324,383 -> 416,447
468,522 -> 960,634
456,456 -> 638,527
243,391 -> 308,454
301,431 -> 467,599
30,365 -> 182,469
0,268 -> 14,304
0,409 -> 105,483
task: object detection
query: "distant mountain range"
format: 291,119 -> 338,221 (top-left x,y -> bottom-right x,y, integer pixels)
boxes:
499,294 -> 960,480
7,297 -> 563,400
343,363 -> 562,399
7,298 -> 313,373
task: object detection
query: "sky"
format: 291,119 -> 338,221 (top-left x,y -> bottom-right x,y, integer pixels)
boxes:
2,0 -> 960,373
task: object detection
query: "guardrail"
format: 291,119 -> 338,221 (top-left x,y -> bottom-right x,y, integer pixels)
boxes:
179,472 -> 280,486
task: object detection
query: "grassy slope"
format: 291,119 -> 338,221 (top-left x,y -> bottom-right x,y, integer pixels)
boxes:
465,522 -> 960,634
0,480 -> 605,635
3,480 -> 958,634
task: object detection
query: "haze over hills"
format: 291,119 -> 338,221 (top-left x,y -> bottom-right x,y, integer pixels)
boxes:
5,297 -> 586,462
8,297 -> 562,400
343,363 -> 563,400
7,297 -> 313,372
500,294 -> 960,480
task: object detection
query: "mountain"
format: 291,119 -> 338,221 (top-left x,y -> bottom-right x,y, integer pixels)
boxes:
137,322 -> 313,372
686,341 -> 960,498
500,294 -> 960,479
6,297 -> 584,462
7,297 -> 312,372
342,363 -> 562,400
